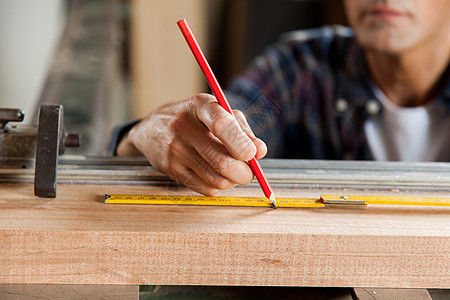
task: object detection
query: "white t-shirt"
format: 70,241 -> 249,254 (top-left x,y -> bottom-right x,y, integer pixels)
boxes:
364,85 -> 450,161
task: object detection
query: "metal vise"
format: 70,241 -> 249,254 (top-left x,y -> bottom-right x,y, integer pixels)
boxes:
0,105 -> 80,198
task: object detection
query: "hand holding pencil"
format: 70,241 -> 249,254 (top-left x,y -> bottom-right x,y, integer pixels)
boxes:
118,91 -> 270,198
116,20 -> 273,207
177,19 -> 276,208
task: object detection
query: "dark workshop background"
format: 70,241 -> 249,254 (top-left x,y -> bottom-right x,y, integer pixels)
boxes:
0,0 -> 346,155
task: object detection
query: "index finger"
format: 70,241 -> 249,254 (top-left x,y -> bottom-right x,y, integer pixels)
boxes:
194,94 -> 256,161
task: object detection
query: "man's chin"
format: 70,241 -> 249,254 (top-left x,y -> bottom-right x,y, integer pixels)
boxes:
356,29 -> 414,55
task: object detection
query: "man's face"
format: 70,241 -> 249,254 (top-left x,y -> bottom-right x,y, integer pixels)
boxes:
343,0 -> 450,54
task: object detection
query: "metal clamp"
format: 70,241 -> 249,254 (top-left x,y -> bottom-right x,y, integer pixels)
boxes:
34,104 -> 80,198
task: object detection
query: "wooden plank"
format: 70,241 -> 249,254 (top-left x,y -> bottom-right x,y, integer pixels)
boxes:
0,183 -> 449,287
0,284 -> 138,300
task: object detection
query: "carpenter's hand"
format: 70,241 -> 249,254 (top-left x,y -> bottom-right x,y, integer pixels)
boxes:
116,93 -> 267,195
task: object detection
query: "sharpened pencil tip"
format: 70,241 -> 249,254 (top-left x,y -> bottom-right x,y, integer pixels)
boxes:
269,194 -> 277,209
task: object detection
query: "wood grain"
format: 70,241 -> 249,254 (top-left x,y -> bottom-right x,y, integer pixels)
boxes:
0,183 -> 449,287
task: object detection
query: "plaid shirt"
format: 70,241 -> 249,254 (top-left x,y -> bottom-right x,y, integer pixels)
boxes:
225,25 -> 450,161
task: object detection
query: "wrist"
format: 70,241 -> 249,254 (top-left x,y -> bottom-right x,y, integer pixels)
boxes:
116,132 -> 141,156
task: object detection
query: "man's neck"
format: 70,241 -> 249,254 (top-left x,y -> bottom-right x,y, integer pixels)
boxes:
366,40 -> 449,107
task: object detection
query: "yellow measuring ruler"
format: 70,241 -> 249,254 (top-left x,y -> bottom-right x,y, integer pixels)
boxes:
104,194 -> 323,208
104,194 -> 450,208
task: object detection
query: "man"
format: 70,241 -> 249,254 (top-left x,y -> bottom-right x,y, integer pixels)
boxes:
113,0 -> 450,196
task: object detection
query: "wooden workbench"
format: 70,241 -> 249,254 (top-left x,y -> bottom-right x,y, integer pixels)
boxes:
1,181 -> 449,288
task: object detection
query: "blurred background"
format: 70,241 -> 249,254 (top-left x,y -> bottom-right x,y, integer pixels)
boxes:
0,0 -> 346,155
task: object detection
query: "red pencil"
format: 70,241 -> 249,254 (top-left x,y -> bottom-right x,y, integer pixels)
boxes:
177,18 -> 276,209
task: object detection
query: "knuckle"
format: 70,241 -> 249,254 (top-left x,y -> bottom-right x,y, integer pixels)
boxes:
233,109 -> 246,122
192,93 -> 215,109
210,111 -> 234,135
195,92 -> 214,101
240,143 -> 256,159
